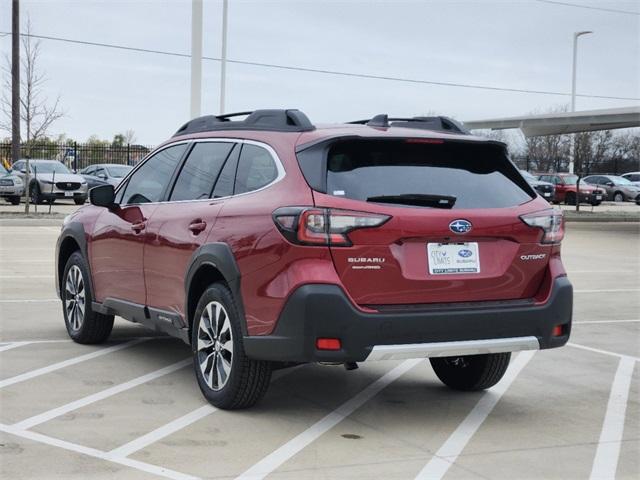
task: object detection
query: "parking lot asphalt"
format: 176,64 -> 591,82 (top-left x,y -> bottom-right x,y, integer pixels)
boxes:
0,222 -> 638,480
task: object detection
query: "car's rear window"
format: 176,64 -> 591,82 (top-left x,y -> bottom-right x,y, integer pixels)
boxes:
298,139 -> 533,209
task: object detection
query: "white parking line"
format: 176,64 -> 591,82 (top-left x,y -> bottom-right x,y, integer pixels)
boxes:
0,339 -> 147,389
235,359 -> 421,480
589,356 -> 635,480
0,423 -> 200,480
13,359 -> 191,430
0,298 -> 59,303
0,341 -> 32,353
108,404 -> 216,459
107,365 -> 302,459
567,343 -> 640,362
414,350 -> 536,480
0,274 -> 54,279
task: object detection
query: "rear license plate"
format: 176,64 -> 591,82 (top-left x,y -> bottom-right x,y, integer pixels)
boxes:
427,242 -> 480,275
64,191 -> 73,197
543,192 -> 551,197
596,195 -> 602,200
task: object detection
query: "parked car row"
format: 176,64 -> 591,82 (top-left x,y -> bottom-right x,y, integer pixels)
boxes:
582,174 -> 640,204
1,160 -> 132,205
519,170 -> 639,206
0,163 -> 25,204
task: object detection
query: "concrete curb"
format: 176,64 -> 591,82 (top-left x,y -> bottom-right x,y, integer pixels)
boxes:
564,212 -> 640,223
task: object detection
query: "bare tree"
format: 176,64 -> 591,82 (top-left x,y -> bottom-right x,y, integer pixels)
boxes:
1,19 -> 64,142
123,129 -> 137,144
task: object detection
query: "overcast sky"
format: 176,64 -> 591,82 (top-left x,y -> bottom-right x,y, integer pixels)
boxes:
1,0 -> 638,145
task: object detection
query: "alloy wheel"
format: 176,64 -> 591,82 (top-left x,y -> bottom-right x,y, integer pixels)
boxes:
197,301 -> 234,391
64,265 -> 85,331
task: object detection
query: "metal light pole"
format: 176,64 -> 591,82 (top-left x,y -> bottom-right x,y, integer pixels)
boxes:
11,1 -> 20,166
568,30 -> 593,174
190,0 -> 203,118
219,0 -> 228,114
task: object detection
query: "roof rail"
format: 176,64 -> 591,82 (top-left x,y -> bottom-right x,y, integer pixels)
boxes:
173,109 -> 315,137
347,115 -> 470,135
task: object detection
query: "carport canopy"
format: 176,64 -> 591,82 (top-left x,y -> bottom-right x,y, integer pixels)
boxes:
464,106 -> 640,137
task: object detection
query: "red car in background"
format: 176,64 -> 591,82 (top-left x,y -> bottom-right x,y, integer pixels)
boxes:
537,173 -> 604,206
55,110 -> 573,409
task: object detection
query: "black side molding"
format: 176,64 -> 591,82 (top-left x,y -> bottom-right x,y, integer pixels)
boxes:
184,243 -> 246,335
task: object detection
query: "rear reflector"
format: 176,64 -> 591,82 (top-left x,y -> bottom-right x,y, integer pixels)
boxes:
552,325 -> 563,337
316,338 -> 342,350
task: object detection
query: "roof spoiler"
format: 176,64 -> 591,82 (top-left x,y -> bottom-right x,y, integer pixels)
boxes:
348,115 -> 470,135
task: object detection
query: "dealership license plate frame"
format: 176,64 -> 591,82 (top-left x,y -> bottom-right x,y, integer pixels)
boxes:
427,242 -> 481,275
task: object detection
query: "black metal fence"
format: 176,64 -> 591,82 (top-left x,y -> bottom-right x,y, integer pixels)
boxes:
0,142 -> 154,171
511,155 -> 639,175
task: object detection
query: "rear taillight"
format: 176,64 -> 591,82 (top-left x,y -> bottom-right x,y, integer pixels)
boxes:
273,207 -> 390,246
520,209 -> 564,244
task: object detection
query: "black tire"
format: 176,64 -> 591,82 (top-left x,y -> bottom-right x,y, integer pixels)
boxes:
564,192 -> 576,205
430,353 -> 511,391
9,195 -> 20,205
62,251 -> 114,344
74,197 -> 86,205
613,192 -> 625,203
191,283 -> 272,409
30,183 -> 42,205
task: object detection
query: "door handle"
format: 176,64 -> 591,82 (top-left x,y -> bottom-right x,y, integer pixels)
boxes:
131,221 -> 146,233
188,220 -> 207,234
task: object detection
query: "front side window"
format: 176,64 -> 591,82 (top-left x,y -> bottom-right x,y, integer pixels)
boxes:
234,144 -> 279,195
170,142 -> 234,201
120,144 -> 186,205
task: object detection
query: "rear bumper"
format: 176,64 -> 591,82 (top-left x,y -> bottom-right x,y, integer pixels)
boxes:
579,192 -> 603,203
243,276 -> 573,363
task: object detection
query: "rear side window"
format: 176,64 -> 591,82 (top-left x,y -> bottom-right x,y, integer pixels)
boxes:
170,142 -> 234,201
300,139 -> 533,209
234,144 -> 278,195
120,144 -> 186,204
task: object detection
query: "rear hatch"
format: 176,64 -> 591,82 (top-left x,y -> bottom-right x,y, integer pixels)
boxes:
296,137 -> 553,307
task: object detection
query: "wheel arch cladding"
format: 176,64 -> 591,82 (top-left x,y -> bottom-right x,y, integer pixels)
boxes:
56,222 -> 90,298
185,243 -> 246,340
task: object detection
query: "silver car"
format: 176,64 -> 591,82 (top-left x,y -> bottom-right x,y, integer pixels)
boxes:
79,163 -> 133,188
11,159 -> 88,205
0,164 -> 25,205
582,174 -> 640,204
621,172 -> 640,187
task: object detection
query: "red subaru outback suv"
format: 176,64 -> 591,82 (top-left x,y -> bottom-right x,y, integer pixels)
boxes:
56,110 -> 573,409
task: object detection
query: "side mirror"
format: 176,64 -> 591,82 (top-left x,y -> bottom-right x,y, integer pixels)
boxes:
89,184 -> 117,208
606,182 -> 614,187
19,168 -> 27,174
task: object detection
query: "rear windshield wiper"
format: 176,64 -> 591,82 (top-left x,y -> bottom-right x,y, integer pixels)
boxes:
366,194 -> 456,209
